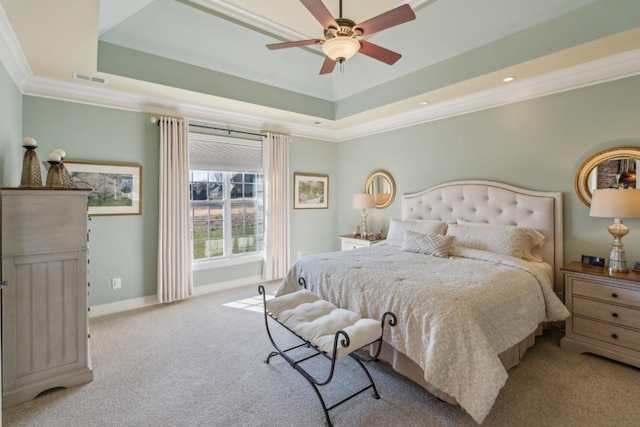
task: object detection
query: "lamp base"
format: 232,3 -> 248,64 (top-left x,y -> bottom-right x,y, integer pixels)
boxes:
608,218 -> 629,274
360,209 -> 369,239
608,248 -> 628,274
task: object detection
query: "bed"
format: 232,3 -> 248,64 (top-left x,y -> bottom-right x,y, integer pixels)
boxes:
276,180 -> 570,424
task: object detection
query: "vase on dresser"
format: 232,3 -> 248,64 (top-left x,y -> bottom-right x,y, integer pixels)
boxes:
19,137 -> 43,187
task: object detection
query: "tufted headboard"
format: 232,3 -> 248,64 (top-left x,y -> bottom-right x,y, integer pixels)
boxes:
401,180 -> 564,295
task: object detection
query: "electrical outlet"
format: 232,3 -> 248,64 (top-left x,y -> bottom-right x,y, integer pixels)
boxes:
297,251 -> 302,259
111,277 -> 121,289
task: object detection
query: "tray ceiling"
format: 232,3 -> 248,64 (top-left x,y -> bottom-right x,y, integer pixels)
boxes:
2,0 -> 639,140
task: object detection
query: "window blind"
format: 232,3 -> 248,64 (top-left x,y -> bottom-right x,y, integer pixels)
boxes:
189,132 -> 262,172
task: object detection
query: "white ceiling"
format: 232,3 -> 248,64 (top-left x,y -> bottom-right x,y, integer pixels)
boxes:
98,0 -> 597,101
1,0 -> 639,140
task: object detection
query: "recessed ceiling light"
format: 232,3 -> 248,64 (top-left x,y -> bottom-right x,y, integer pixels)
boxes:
419,101 -> 429,105
503,76 -> 516,82
314,121 -> 323,125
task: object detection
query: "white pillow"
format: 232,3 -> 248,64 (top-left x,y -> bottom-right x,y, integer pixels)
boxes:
446,222 -> 545,261
386,219 -> 447,243
401,231 -> 454,258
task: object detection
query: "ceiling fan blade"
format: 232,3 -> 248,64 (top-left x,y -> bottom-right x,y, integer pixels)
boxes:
300,0 -> 338,29
354,4 -> 416,36
358,40 -> 402,65
319,56 -> 336,75
267,39 -> 323,50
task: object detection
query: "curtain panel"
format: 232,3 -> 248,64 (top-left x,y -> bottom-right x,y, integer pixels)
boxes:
262,132 -> 290,281
158,116 -> 193,302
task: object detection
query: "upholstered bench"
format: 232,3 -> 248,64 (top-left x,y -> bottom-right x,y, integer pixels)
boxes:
258,281 -> 396,427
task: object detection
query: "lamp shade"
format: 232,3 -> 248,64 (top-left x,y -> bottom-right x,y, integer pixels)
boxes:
353,193 -> 375,209
590,188 -> 640,218
322,37 -> 360,61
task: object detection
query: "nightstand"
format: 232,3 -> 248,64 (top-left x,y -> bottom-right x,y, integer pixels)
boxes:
339,235 -> 385,251
560,261 -> 640,368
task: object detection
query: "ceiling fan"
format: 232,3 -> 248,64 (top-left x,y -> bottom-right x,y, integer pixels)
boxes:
266,0 -> 416,75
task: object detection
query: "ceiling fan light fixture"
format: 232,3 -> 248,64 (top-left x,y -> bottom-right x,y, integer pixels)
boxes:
322,37 -> 360,62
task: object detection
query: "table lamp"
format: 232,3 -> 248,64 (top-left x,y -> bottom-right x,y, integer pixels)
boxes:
590,188 -> 640,273
353,193 -> 375,238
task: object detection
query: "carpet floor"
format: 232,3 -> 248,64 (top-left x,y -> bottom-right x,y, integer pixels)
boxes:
3,282 -> 640,426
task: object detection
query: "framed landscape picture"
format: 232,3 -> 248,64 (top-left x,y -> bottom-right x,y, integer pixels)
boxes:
293,172 -> 328,209
65,161 -> 142,216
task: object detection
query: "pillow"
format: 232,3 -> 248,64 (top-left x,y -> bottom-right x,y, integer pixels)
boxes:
401,231 -> 454,258
386,219 -> 447,243
446,222 -> 545,261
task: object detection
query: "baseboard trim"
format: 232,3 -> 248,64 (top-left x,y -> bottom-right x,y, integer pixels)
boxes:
89,295 -> 158,318
192,275 -> 265,296
89,275 -> 265,318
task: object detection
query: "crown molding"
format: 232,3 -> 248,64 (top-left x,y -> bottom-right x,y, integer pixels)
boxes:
20,48 -> 640,143
4,0 -> 639,144
189,0 -> 314,43
189,0 -> 433,43
21,75 -> 339,141
336,48 -> 640,141
0,2 -> 31,89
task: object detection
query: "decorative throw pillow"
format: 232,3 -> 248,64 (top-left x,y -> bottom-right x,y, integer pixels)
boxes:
446,222 -> 545,261
386,219 -> 448,245
401,231 -> 454,258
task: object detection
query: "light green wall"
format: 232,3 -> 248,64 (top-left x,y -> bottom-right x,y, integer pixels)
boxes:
19,98 -> 337,305
22,97 -> 160,305
9,69 -> 640,307
97,42 -> 335,120
337,0 -> 640,119
0,58 -> 22,283
336,74 -> 640,267
289,136 -> 339,260
0,60 -> 22,187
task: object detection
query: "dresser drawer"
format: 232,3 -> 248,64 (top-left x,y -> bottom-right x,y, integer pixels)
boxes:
339,235 -> 384,251
573,297 -> 640,329
341,240 -> 367,251
572,279 -> 640,309
573,316 -> 640,350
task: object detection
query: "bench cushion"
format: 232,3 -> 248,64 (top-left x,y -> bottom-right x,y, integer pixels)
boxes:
266,290 -> 382,358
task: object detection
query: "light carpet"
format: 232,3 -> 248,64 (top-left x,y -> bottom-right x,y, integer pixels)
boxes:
3,282 -> 640,427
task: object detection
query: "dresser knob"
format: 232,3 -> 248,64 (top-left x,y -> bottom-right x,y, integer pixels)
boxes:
611,293 -> 618,298
612,312 -> 619,318
611,333 -> 618,339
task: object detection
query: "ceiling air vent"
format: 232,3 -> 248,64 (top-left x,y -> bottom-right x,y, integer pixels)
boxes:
72,72 -> 107,84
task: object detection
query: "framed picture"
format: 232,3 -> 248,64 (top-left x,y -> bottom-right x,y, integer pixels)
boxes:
293,173 -> 329,209
65,161 -> 142,216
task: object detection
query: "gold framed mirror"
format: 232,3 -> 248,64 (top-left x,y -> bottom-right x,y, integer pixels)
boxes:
575,147 -> 640,206
365,170 -> 396,209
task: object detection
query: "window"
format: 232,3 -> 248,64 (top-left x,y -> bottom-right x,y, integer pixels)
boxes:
188,132 -> 263,263
189,171 -> 264,261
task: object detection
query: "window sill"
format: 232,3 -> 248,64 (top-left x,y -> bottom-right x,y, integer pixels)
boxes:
192,253 -> 263,271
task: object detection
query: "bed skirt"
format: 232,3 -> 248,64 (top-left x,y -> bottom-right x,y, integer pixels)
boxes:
376,324 -> 544,405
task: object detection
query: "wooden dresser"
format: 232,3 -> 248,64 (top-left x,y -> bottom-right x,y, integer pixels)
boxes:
561,261 -> 640,368
1,188 -> 94,408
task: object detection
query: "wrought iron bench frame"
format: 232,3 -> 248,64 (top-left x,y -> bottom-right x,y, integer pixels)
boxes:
258,278 -> 397,427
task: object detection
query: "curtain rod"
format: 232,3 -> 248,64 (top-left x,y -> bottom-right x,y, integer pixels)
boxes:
189,123 -> 265,138
150,117 -> 266,138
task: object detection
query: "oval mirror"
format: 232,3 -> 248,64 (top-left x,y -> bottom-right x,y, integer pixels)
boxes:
365,170 -> 396,209
575,147 -> 640,206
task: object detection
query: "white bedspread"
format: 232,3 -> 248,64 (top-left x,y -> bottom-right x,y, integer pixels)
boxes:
276,245 -> 569,424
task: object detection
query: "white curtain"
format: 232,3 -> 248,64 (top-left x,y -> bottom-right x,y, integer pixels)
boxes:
157,116 -> 193,302
262,132 -> 290,281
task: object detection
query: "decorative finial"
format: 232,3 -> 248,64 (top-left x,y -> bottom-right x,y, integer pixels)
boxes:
22,136 -> 37,147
